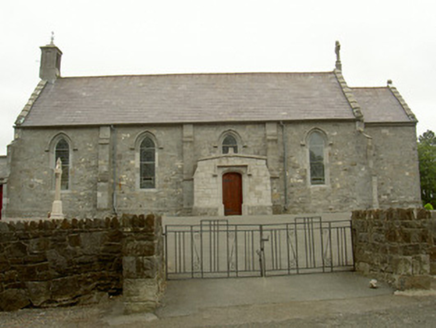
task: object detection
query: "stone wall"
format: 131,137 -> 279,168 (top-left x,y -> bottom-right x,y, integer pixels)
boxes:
122,214 -> 165,314
0,155 -> 6,220
5,121 -> 421,219
352,209 -> 436,290
113,125 -> 184,216
0,214 -> 164,312
0,156 -> 7,179
366,125 -> 421,208
193,154 -> 272,216
5,127 -> 100,218
282,121 -> 371,213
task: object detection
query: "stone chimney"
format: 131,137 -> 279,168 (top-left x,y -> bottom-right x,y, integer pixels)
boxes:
39,34 -> 62,82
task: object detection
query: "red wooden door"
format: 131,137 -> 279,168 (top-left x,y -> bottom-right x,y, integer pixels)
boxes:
222,172 -> 242,216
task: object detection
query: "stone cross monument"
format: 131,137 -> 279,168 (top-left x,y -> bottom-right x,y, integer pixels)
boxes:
335,41 -> 342,71
50,158 -> 64,219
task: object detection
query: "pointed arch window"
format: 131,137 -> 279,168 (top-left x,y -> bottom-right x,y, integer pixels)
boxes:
309,131 -> 325,185
222,135 -> 238,154
140,137 -> 156,189
55,138 -> 70,190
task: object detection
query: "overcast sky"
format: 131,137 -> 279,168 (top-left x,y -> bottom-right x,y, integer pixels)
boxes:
1,0 -> 435,155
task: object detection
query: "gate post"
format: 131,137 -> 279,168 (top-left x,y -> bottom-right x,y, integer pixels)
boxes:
122,214 -> 165,314
258,225 -> 267,277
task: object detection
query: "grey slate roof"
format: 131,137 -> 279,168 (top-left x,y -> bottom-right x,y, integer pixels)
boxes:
20,72 -> 357,127
352,87 -> 412,123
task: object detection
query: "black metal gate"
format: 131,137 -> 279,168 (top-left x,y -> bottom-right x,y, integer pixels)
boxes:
165,217 -> 354,280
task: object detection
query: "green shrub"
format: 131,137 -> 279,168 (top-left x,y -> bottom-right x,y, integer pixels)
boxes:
424,203 -> 434,210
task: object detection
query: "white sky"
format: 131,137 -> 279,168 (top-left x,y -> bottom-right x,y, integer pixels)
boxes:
1,0 -> 435,155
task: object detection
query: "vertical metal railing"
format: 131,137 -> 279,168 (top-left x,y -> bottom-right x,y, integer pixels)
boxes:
165,218 -> 354,280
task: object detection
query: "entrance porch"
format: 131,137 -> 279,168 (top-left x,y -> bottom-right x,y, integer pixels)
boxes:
192,154 -> 273,216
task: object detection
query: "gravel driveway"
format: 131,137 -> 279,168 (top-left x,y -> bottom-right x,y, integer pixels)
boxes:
1,271 -> 436,328
1,291 -> 436,327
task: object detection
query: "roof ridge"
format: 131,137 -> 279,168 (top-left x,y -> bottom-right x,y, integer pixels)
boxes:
58,71 -> 335,79
351,86 -> 389,90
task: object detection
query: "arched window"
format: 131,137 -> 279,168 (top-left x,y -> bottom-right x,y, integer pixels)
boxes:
55,138 -> 70,190
222,134 -> 238,154
309,131 -> 325,185
140,137 -> 156,189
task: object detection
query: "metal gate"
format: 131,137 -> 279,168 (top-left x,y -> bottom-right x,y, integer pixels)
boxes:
165,217 -> 354,280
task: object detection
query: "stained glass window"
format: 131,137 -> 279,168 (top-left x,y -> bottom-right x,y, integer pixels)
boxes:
140,137 -> 155,189
222,135 -> 238,154
55,138 -> 70,190
309,132 -> 325,185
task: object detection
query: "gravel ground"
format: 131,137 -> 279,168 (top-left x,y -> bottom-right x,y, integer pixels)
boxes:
0,292 -> 435,328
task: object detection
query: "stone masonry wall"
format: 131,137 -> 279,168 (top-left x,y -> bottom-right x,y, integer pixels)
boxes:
352,209 -> 436,290
0,214 -> 164,312
282,121 -> 371,214
5,127 -> 100,218
5,122 -> 421,219
122,214 -> 165,314
0,156 -> 7,179
366,125 -> 421,209
113,125 -> 184,216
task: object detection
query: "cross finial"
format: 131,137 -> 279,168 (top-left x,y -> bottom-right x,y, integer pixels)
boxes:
50,31 -> 55,45
56,157 -> 62,170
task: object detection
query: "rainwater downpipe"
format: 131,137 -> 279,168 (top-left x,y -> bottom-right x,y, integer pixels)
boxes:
280,121 -> 289,211
110,125 -> 118,216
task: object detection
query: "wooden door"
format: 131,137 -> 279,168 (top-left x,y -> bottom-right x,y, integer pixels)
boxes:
222,172 -> 242,216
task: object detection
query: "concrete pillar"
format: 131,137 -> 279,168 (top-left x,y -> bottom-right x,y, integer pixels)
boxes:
266,122 -> 282,212
372,175 -> 379,208
123,214 -> 164,313
265,122 -> 279,176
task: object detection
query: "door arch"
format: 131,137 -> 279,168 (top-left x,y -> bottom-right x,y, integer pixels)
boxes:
222,172 -> 242,216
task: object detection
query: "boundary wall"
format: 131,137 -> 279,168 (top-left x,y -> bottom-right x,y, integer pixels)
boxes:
0,214 -> 164,312
352,208 -> 436,290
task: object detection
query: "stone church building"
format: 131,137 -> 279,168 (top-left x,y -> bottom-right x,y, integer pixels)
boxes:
1,41 -> 421,219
